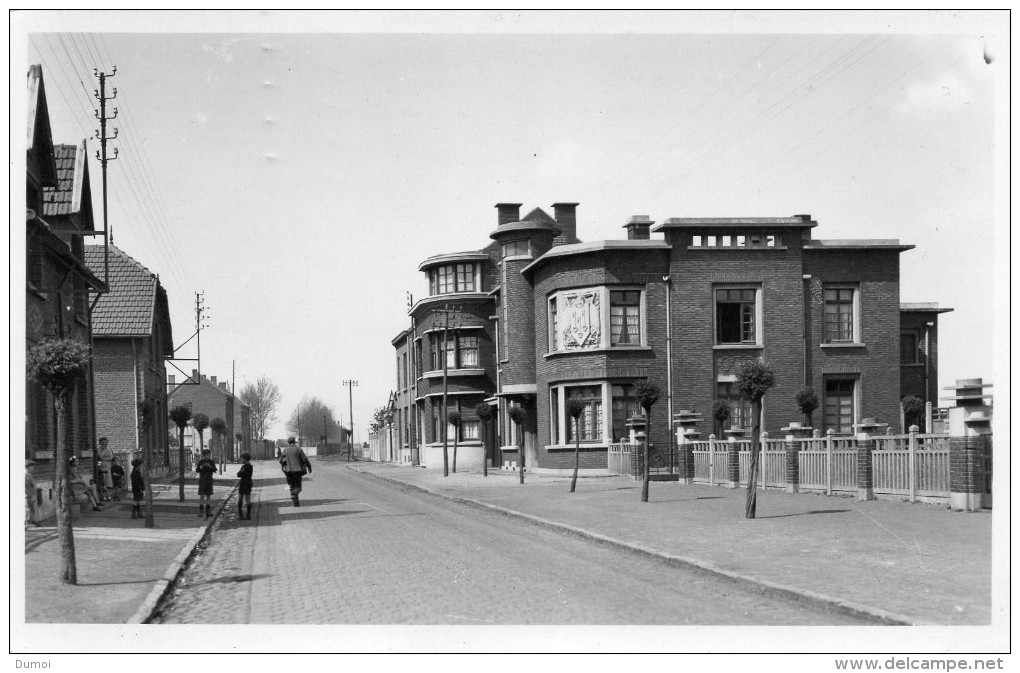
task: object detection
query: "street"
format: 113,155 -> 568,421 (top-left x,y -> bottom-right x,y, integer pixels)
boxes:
153,460 -> 869,625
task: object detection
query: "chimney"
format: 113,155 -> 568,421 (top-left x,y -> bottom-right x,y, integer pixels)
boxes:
168,374 -> 175,386
552,202 -> 579,246
192,369 -> 199,382
210,376 -> 217,386
495,203 -> 522,226
624,215 -> 653,240
219,382 -> 228,391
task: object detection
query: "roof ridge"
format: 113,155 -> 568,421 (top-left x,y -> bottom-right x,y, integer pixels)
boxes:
86,243 -> 157,279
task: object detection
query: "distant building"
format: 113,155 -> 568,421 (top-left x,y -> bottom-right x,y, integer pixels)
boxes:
85,244 -> 174,466
168,370 -> 252,461
392,202 -> 952,474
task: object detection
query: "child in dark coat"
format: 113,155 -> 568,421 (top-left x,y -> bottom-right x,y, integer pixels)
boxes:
237,452 -> 254,520
130,458 -> 145,519
110,457 -> 125,501
195,449 -> 217,518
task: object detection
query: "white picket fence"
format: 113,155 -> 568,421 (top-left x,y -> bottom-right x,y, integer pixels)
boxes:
687,430 -> 951,503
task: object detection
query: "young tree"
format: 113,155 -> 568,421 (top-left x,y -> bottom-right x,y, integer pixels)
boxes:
193,413 -> 210,457
735,358 -> 776,519
508,404 -> 525,485
795,387 -> 819,427
27,337 -> 90,584
447,410 -> 461,474
138,400 -> 156,528
566,399 -> 586,494
634,381 -> 661,503
169,405 -> 192,502
711,399 -> 731,438
238,375 -> 281,441
901,395 -> 925,432
210,417 -> 227,473
475,402 -> 493,477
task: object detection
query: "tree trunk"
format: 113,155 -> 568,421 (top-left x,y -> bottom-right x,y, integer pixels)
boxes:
482,420 -> 488,478
518,423 -> 525,485
178,426 -> 185,501
452,435 -> 458,473
641,415 -> 650,503
570,423 -> 579,493
54,396 -> 77,584
143,427 -> 155,528
744,400 -> 762,519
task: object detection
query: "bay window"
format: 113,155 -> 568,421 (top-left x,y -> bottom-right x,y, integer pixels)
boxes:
548,286 -> 646,353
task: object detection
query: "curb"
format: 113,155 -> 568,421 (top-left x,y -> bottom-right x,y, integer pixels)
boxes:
127,483 -> 239,624
348,466 -> 924,627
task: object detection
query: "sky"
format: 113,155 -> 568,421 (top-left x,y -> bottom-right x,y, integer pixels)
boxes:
13,10 -> 1009,442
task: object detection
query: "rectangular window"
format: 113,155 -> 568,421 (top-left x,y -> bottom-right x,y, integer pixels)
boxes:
824,287 -> 856,342
716,288 -> 758,344
549,296 -> 560,350
716,381 -> 751,431
565,385 -> 603,443
610,291 -> 642,345
455,263 -> 476,292
437,266 -> 454,294
824,379 -> 856,434
402,353 -> 408,386
611,384 -> 640,442
900,331 -> 920,364
458,335 -> 478,367
461,420 -> 480,440
502,240 -> 530,258
445,333 -> 456,369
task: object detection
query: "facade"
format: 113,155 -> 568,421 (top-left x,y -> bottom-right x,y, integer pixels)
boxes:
392,202 -> 950,474
84,244 -> 174,468
168,371 -> 252,461
899,302 -> 953,431
26,65 -> 106,479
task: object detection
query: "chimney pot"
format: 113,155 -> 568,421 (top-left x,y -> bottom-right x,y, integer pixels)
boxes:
624,215 -> 653,240
210,376 -> 217,385
495,203 -> 522,226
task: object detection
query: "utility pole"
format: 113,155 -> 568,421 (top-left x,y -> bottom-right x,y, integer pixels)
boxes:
343,380 -> 358,461
407,292 -> 418,466
432,304 -> 461,477
92,67 -> 118,295
194,292 -> 208,379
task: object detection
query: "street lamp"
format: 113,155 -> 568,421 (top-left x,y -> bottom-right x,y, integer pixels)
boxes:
343,379 -> 358,461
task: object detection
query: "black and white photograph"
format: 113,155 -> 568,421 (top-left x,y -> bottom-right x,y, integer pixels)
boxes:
10,9 -> 1010,663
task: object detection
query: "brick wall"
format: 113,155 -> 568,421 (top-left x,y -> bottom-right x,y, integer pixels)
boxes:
93,339 -> 139,454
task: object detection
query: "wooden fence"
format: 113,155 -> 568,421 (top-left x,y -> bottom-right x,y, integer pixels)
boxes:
679,430 -> 952,503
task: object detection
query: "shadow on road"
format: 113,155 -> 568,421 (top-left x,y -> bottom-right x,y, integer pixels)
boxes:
756,509 -> 850,519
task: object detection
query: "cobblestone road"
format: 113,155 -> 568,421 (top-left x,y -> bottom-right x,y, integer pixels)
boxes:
153,461 -> 869,625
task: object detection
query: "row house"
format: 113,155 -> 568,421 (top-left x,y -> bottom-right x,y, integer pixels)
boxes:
168,371 -> 252,461
392,202 -> 951,475
84,244 -> 174,471
25,65 -> 106,502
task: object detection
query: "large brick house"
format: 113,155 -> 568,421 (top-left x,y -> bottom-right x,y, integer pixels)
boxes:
84,244 -> 174,469
168,371 -> 252,462
392,202 -> 951,474
26,64 -> 106,478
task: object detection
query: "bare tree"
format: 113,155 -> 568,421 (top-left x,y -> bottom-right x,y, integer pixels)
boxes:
566,399 -> 585,494
736,358 -> 776,519
169,405 -> 192,502
27,338 -> 90,584
286,396 -> 340,445
239,375 -> 281,441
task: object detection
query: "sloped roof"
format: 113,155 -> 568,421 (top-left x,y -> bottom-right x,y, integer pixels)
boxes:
84,245 -> 160,337
520,207 -> 556,224
42,142 -> 94,230
27,64 -> 57,188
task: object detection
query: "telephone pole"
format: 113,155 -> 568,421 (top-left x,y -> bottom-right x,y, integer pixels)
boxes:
93,67 -> 118,292
432,304 -> 462,477
343,379 -> 358,461
407,292 -> 419,466
195,292 -> 208,379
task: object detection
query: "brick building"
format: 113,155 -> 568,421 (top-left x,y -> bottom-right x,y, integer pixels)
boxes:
25,64 -> 106,477
168,371 -> 252,462
391,203 -> 950,474
84,244 -> 174,467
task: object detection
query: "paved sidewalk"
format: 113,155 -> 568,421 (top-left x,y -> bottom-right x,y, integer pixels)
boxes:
22,468 -> 240,624
348,462 -> 993,626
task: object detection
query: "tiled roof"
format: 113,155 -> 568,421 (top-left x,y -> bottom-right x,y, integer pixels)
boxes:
84,245 -> 158,337
41,144 -> 78,217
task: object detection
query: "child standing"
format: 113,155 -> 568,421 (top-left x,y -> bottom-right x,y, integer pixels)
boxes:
195,449 -> 217,518
130,458 -> 145,519
110,457 -> 125,501
236,452 -> 254,520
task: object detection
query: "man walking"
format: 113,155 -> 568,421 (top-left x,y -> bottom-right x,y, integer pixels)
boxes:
279,437 -> 312,507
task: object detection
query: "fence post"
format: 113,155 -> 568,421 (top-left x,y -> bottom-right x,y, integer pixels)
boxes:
826,429 -> 834,496
708,434 -> 716,486
727,435 -> 740,489
856,419 -> 885,501
945,378 -> 993,512
782,423 -> 811,494
760,431 -> 769,489
908,424 -> 918,503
